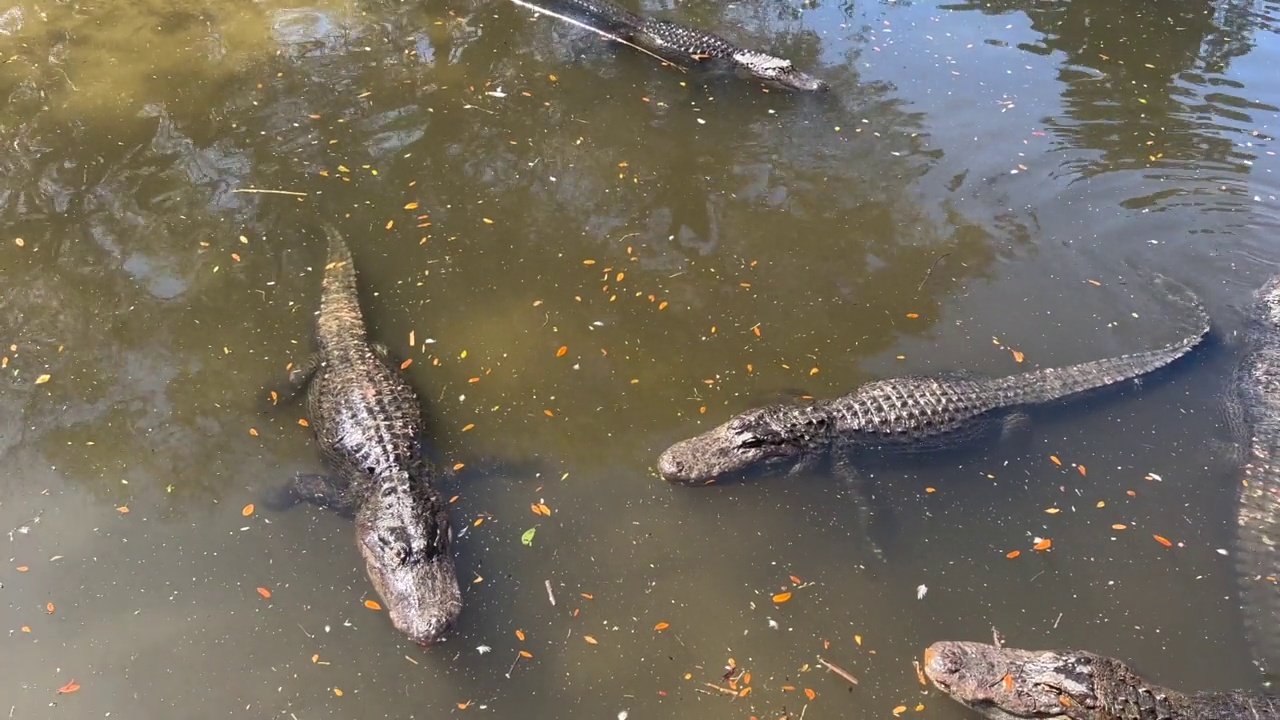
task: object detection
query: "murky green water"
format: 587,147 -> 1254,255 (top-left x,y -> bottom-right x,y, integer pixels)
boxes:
1,0 -> 1278,716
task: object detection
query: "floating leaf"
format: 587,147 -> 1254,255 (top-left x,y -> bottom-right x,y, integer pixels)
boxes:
854,634 -> 863,646
515,629 -> 526,641
906,313 -> 919,319
1033,538 -> 1052,551
462,423 -> 475,432
521,527 -> 537,546
805,688 -> 817,701
364,599 -> 382,610
334,688 -> 343,697
519,650 -> 533,659
16,565 -> 28,572
772,591 -> 792,604
248,427 -> 259,437
1049,455 -> 1062,466
1011,350 -> 1025,363
789,575 -> 802,585
556,346 -> 568,357
583,635 -> 598,645
1006,550 -> 1021,559
1112,524 -> 1128,531
57,680 -> 80,694
46,602 -> 55,613
404,202 -> 420,210
1077,465 -> 1087,477
242,504 -> 255,517
257,587 -> 272,599
893,706 -> 907,717
116,506 -> 129,514
1044,507 -> 1061,515
35,374 -> 51,385
654,622 -> 670,631
1153,534 -> 1173,547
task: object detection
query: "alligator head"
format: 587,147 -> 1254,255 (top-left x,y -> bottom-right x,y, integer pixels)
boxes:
923,641 -> 1103,720
355,488 -> 462,646
657,405 -> 808,484
730,50 -> 828,91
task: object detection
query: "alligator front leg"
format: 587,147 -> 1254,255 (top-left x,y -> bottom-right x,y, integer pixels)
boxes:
263,472 -> 359,518
832,456 -> 885,562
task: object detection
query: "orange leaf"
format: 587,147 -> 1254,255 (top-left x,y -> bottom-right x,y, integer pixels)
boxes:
1033,538 -> 1052,551
298,418 -> 310,427
457,700 -> 472,710
462,423 -> 475,432
1077,465 -> 1087,477
1049,455 -> 1062,466
556,346 -> 568,357
925,487 -> 937,494
57,680 -> 80,694
21,626 -> 30,633
1011,350 -> 1025,363
453,463 -> 466,471
116,506 -> 129,514
738,687 -> 751,697
400,358 -> 413,370
906,313 -> 919,319
782,685 -> 796,692
543,409 -> 554,417
334,688 -> 343,697
1006,550 -> 1021,559
1153,534 -> 1173,547
519,650 -> 533,659
45,602 -> 54,613
584,635 -> 598,645
515,629 -> 526,641
257,587 -> 272,599
772,591 -> 792,604
537,503 -> 552,516
1002,674 -> 1014,692
17,565 -> 29,572
364,599 -> 382,610
473,517 -> 484,527
580,593 -> 594,600
892,706 -> 907,717
804,688 -> 817,701
404,202 -> 420,210
789,575 -> 802,585
742,672 -> 751,685
248,427 -> 259,437
1112,524 -> 1127,531
241,504 -> 255,517
654,622 -> 670,631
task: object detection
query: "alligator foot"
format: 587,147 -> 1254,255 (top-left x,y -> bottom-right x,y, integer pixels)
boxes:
999,410 -> 1032,443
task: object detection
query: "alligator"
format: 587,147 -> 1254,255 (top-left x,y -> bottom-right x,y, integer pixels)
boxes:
282,225 -> 461,646
658,279 -> 1209,500
519,0 -> 827,91
1226,273 -> 1280,679
922,639 -> 1280,720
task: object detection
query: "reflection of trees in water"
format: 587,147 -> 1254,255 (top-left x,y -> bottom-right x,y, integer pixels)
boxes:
0,0 -> 1025,508
940,0 -> 1275,210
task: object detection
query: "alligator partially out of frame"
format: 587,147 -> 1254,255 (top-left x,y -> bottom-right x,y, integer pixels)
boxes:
283,225 -> 461,646
658,279 -> 1209,488
1227,273 -> 1280,679
525,0 -> 828,91
923,640 -> 1280,720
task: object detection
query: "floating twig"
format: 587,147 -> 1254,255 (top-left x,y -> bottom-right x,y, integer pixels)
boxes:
544,579 -> 557,606
232,188 -> 309,197
817,656 -> 859,686
916,252 -> 951,293
701,682 -> 739,697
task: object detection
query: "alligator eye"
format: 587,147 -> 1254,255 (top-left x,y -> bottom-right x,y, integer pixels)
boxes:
738,436 -> 766,449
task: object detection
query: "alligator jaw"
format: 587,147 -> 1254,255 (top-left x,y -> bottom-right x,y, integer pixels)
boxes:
356,498 -> 462,646
923,641 -> 1076,719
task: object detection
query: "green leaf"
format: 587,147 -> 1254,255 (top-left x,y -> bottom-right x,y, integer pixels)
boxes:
520,527 -> 537,546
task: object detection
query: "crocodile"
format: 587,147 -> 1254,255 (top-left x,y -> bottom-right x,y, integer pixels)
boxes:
1226,273 -> 1280,679
283,225 -> 461,646
922,639 -> 1280,720
658,280 -> 1209,487
522,0 -> 827,91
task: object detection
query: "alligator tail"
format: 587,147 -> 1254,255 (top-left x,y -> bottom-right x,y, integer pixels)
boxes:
987,279 -> 1210,407
317,224 -> 367,348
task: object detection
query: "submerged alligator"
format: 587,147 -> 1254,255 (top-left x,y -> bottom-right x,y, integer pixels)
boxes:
658,279 -> 1210,488
1227,273 -> 1280,679
522,0 -> 827,91
283,225 -> 461,646
923,639 -> 1280,720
